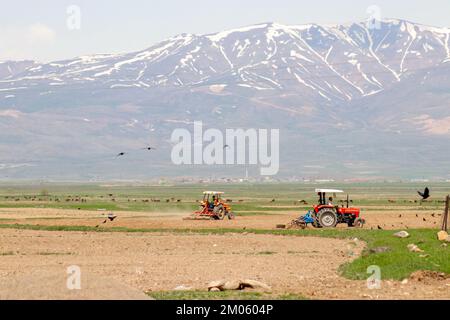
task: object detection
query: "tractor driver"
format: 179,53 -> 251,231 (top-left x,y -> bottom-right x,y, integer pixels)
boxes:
328,197 -> 334,206
209,195 -> 216,209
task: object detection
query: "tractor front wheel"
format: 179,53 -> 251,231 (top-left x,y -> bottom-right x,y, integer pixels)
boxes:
318,209 -> 338,228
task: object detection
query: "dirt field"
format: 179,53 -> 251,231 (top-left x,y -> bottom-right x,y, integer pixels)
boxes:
0,207 -> 444,230
1,227 -> 449,300
0,207 -> 449,300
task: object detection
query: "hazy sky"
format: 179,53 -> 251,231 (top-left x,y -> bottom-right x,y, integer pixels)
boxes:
1,0 -> 450,62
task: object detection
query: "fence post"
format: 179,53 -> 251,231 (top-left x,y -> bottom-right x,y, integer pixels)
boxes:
442,195 -> 449,232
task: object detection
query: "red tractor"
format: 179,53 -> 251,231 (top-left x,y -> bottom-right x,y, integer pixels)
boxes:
291,189 -> 365,229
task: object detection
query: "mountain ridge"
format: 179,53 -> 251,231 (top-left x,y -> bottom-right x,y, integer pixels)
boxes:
0,19 -> 449,180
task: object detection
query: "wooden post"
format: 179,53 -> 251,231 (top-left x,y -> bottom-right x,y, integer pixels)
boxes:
442,195 -> 449,232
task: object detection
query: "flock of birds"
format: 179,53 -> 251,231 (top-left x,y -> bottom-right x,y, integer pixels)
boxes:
375,187 -> 434,230
115,146 -> 156,158
95,212 -> 117,228
115,144 -> 231,158
95,147 -> 155,227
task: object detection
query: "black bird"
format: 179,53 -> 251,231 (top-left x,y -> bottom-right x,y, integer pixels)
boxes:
423,218 -> 427,222
143,147 -> 156,151
377,225 -> 383,230
107,213 -> 117,222
398,214 -> 402,218
116,152 -> 126,158
418,187 -> 430,200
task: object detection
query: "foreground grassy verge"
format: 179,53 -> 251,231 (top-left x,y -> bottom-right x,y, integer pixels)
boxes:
0,223 -> 448,281
146,290 -> 307,300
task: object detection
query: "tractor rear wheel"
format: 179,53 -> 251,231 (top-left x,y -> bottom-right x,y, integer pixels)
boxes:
213,204 -> 225,220
317,209 -> 338,228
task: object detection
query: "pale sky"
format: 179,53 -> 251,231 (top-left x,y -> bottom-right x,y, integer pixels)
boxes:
1,0 -> 450,62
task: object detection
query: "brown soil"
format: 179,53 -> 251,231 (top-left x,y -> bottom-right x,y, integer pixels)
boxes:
0,227 -> 449,300
0,208 -> 449,300
0,207 -> 444,230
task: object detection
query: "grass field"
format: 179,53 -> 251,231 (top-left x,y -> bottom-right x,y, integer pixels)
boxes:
0,182 -> 448,215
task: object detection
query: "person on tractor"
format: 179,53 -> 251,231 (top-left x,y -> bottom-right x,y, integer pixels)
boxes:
209,195 -> 216,210
328,197 -> 334,206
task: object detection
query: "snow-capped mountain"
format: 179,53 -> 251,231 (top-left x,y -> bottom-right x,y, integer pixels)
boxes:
1,19 -> 450,180
2,19 -> 449,102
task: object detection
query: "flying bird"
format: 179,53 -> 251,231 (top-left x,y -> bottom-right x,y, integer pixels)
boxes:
107,213 -> 117,222
223,144 -> 230,149
418,187 -> 430,200
116,152 -> 126,158
143,147 -> 156,151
